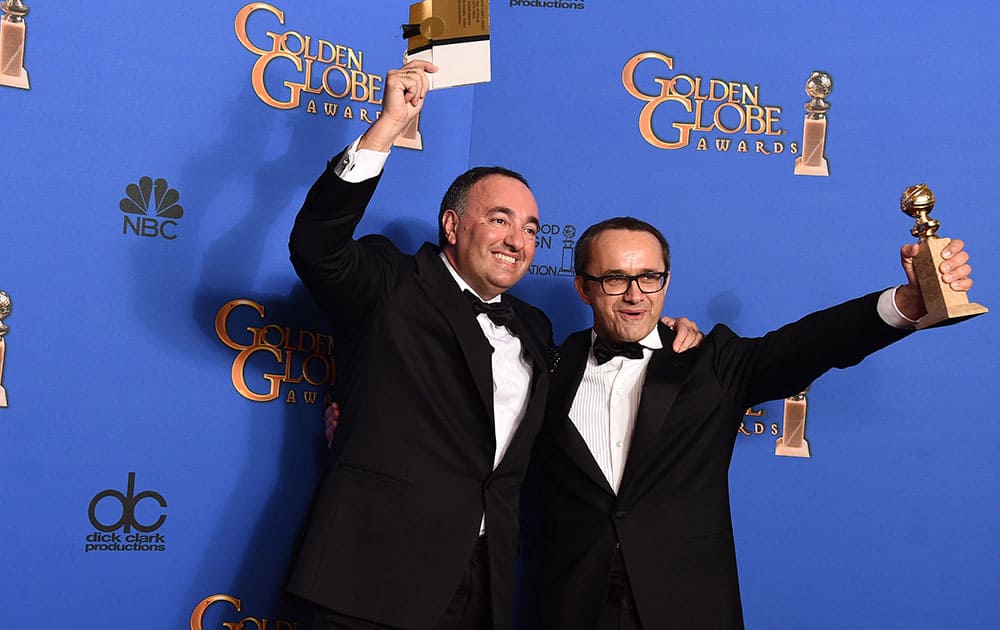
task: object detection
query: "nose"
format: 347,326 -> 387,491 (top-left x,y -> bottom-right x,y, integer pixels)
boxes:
504,225 -> 525,250
623,278 -> 644,302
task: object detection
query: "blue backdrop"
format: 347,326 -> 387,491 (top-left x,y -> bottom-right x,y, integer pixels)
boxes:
2,2 -> 997,628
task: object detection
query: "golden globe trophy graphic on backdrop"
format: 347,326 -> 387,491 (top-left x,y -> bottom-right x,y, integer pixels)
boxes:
775,389 -> 811,458
0,0 -> 30,90
0,290 -> 11,408
900,184 -> 988,329
793,71 -> 832,176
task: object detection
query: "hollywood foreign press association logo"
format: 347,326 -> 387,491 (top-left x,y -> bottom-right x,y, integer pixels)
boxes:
119,176 -> 184,240
85,472 -> 167,553
528,222 -> 576,277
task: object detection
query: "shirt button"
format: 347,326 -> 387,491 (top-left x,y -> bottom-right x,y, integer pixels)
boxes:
616,441 -> 623,448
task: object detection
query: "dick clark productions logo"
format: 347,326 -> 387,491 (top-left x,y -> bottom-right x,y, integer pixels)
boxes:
85,472 -> 167,552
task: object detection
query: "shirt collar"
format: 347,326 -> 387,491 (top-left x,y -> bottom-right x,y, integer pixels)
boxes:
588,324 -> 664,351
439,251 -> 501,304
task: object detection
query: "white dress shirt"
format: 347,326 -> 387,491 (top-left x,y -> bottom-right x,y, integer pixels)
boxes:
569,327 -> 663,494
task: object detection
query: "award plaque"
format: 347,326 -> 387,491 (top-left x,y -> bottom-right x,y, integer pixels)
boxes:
793,71 -> 832,177
0,0 -> 30,90
900,183 -> 988,329
402,0 -> 490,90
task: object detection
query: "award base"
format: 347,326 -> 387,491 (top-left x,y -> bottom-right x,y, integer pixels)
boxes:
0,19 -> 30,90
793,117 -> 829,177
914,237 -> 989,329
0,67 -> 28,89
392,114 -> 423,151
775,436 -> 810,458
793,156 -> 828,177
776,391 -> 811,458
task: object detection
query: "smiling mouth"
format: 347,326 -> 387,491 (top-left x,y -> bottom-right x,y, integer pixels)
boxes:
493,252 -> 518,265
617,309 -> 647,320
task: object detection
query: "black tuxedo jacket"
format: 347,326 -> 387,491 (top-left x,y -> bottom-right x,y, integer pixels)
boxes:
286,156 -> 553,630
526,293 -> 909,629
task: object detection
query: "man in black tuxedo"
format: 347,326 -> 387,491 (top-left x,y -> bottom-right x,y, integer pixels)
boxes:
525,216 -> 974,629
284,60 -> 555,630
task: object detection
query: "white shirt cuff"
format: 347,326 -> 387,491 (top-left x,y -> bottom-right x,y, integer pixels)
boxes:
878,286 -> 919,329
332,136 -> 390,183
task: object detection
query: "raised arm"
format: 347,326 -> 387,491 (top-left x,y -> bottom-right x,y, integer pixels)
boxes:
288,61 -> 438,332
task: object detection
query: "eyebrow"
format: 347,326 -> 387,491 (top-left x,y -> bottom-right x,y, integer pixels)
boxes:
488,206 -> 540,227
600,268 -> 665,275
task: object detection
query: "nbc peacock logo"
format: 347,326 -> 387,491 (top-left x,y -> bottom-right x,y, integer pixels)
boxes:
119,176 -> 185,240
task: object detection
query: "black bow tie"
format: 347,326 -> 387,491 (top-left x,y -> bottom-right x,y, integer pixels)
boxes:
464,290 -> 515,328
592,337 -> 645,364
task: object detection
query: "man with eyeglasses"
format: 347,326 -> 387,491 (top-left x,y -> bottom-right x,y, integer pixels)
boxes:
522,216 -> 974,629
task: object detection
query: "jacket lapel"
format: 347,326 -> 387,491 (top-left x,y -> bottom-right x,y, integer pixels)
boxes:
413,244 -> 496,425
497,298 -> 551,459
618,323 -> 687,491
548,330 -> 616,495
508,298 -> 547,380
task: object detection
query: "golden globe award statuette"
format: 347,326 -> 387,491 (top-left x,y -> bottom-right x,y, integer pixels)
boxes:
775,389 -> 811,458
0,0 -> 30,90
900,184 -> 988,329
793,71 -> 832,177
0,291 -> 11,407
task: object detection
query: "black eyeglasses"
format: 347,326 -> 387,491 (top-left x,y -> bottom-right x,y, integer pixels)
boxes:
581,272 -> 667,295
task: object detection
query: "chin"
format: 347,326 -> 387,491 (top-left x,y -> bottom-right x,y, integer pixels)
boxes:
619,323 -> 655,342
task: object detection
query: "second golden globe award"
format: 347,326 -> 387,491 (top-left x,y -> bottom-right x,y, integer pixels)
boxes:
900,183 -> 988,329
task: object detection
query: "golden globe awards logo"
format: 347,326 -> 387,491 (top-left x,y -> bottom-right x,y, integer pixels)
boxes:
739,406 -> 779,438
215,299 -> 335,404
622,52 -> 797,157
190,594 -> 301,630
235,2 -> 384,122
739,391 -> 814,459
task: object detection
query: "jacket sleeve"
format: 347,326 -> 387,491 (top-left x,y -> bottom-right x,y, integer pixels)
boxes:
713,291 -> 913,409
288,151 -> 404,334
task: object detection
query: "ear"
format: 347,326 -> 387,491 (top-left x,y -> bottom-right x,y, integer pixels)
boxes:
441,209 -> 459,246
573,275 -> 592,305
662,271 -> 671,296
